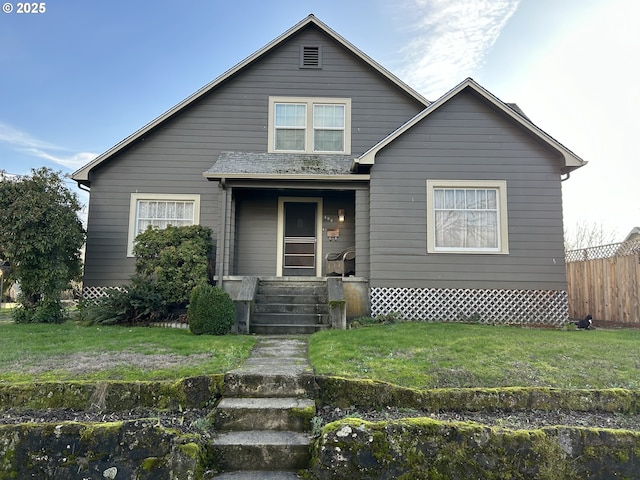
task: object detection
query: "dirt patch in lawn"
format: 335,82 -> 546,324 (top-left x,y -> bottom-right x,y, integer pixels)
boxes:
5,351 -> 213,376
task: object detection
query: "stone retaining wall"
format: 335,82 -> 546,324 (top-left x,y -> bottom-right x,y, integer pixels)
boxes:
311,418 -> 640,479
2,377 -> 640,479
316,376 -> 640,413
0,375 -> 223,411
0,421 -> 203,480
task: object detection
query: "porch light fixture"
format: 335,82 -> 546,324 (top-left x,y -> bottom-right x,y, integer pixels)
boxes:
338,209 -> 345,222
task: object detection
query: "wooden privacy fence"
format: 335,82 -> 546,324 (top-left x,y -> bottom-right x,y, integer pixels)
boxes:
566,239 -> 640,324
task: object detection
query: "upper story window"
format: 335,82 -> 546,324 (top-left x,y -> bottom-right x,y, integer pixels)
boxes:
269,97 -> 351,154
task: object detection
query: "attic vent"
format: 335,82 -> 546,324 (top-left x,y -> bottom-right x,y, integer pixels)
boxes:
300,45 -> 322,69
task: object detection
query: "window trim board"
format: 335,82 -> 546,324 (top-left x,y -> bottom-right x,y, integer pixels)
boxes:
426,179 -> 509,255
268,96 -> 351,154
127,193 -> 201,257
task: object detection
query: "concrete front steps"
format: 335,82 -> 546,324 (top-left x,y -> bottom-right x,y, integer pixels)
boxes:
210,337 -> 316,478
215,397 -> 315,432
251,278 -> 329,335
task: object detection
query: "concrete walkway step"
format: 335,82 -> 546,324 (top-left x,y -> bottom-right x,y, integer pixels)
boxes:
250,323 -> 326,335
210,336 -> 315,476
223,337 -> 317,398
223,371 -> 317,398
212,430 -> 311,471
214,397 -> 315,431
251,312 -> 328,325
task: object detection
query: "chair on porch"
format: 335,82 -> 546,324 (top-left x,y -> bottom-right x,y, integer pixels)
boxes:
325,246 -> 355,277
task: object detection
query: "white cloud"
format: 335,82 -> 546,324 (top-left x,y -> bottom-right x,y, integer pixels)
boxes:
0,123 -> 97,170
398,0 -> 520,98
508,0 -> 640,240
0,123 -> 61,151
25,149 -> 98,170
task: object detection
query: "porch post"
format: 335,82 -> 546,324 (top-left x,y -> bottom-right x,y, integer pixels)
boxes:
216,180 -> 228,287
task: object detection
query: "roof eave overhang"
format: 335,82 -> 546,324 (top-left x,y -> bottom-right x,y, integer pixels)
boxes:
71,14 -> 429,186
354,78 -> 588,174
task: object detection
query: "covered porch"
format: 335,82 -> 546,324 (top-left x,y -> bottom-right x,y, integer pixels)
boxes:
203,152 -> 371,333
204,152 -> 371,280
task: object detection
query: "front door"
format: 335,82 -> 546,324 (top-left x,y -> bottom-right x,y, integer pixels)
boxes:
283,202 -> 317,276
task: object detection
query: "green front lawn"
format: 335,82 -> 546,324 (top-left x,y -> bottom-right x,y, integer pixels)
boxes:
0,321 -> 255,383
309,322 -> 640,390
2,319 -> 639,390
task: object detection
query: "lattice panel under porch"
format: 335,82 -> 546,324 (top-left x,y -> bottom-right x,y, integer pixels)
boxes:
82,286 -> 121,299
370,287 -> 568,325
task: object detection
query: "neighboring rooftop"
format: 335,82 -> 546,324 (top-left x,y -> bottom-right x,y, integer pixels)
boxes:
623,227 -> 640,242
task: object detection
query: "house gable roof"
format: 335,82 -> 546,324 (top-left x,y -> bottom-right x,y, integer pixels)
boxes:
71,14 -> 430,186
354,78 -> 587,175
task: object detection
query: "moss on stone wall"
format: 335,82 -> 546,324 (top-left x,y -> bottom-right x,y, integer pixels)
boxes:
3,375 -> 640,479
310,378 -> 640,479
0,420 -> 204,479
292,404 -> 316,425
311,418 -> 640,479
315,376 -> 640,414
0,375 -> 224,412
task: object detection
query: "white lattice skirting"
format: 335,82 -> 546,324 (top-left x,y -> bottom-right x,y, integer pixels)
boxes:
371,287 -> 569,325
82,286 -> 121,299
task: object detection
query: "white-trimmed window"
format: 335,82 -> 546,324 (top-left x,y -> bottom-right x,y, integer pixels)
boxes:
127,193 -> 200,256
426,180 -> 509,254
268,97 -> 351,154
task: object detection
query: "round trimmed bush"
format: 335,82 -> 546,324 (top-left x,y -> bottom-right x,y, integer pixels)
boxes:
188,284 -> 236,335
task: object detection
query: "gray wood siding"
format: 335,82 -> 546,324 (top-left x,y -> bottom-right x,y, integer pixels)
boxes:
355,188 -> 371,278
369,90 -> 568,290
232,190 -> 356,277
83,24 -> 425,286
234,191 -> 278,276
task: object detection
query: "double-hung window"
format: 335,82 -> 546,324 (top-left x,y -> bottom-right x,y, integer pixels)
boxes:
269,97 -> 351,154
313,104 -> 345,152
274,103 -> 307,151
127,193 -> 200,256
426,180 -> 509,254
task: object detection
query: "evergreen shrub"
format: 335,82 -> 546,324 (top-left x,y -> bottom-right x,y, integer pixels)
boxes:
188,284 -> 236,335
133,225 -> 213,305
83,280 -> 167,325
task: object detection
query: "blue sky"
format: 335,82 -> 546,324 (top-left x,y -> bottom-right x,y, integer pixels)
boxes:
1,0 -> 638,242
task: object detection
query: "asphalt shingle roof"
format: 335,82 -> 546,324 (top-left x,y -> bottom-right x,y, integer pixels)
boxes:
206,152 -> 356,176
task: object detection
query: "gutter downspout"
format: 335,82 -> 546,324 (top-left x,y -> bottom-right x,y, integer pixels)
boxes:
561,172 -> 570,182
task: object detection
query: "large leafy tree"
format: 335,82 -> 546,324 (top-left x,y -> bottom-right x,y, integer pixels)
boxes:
0,168 -> 85,322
